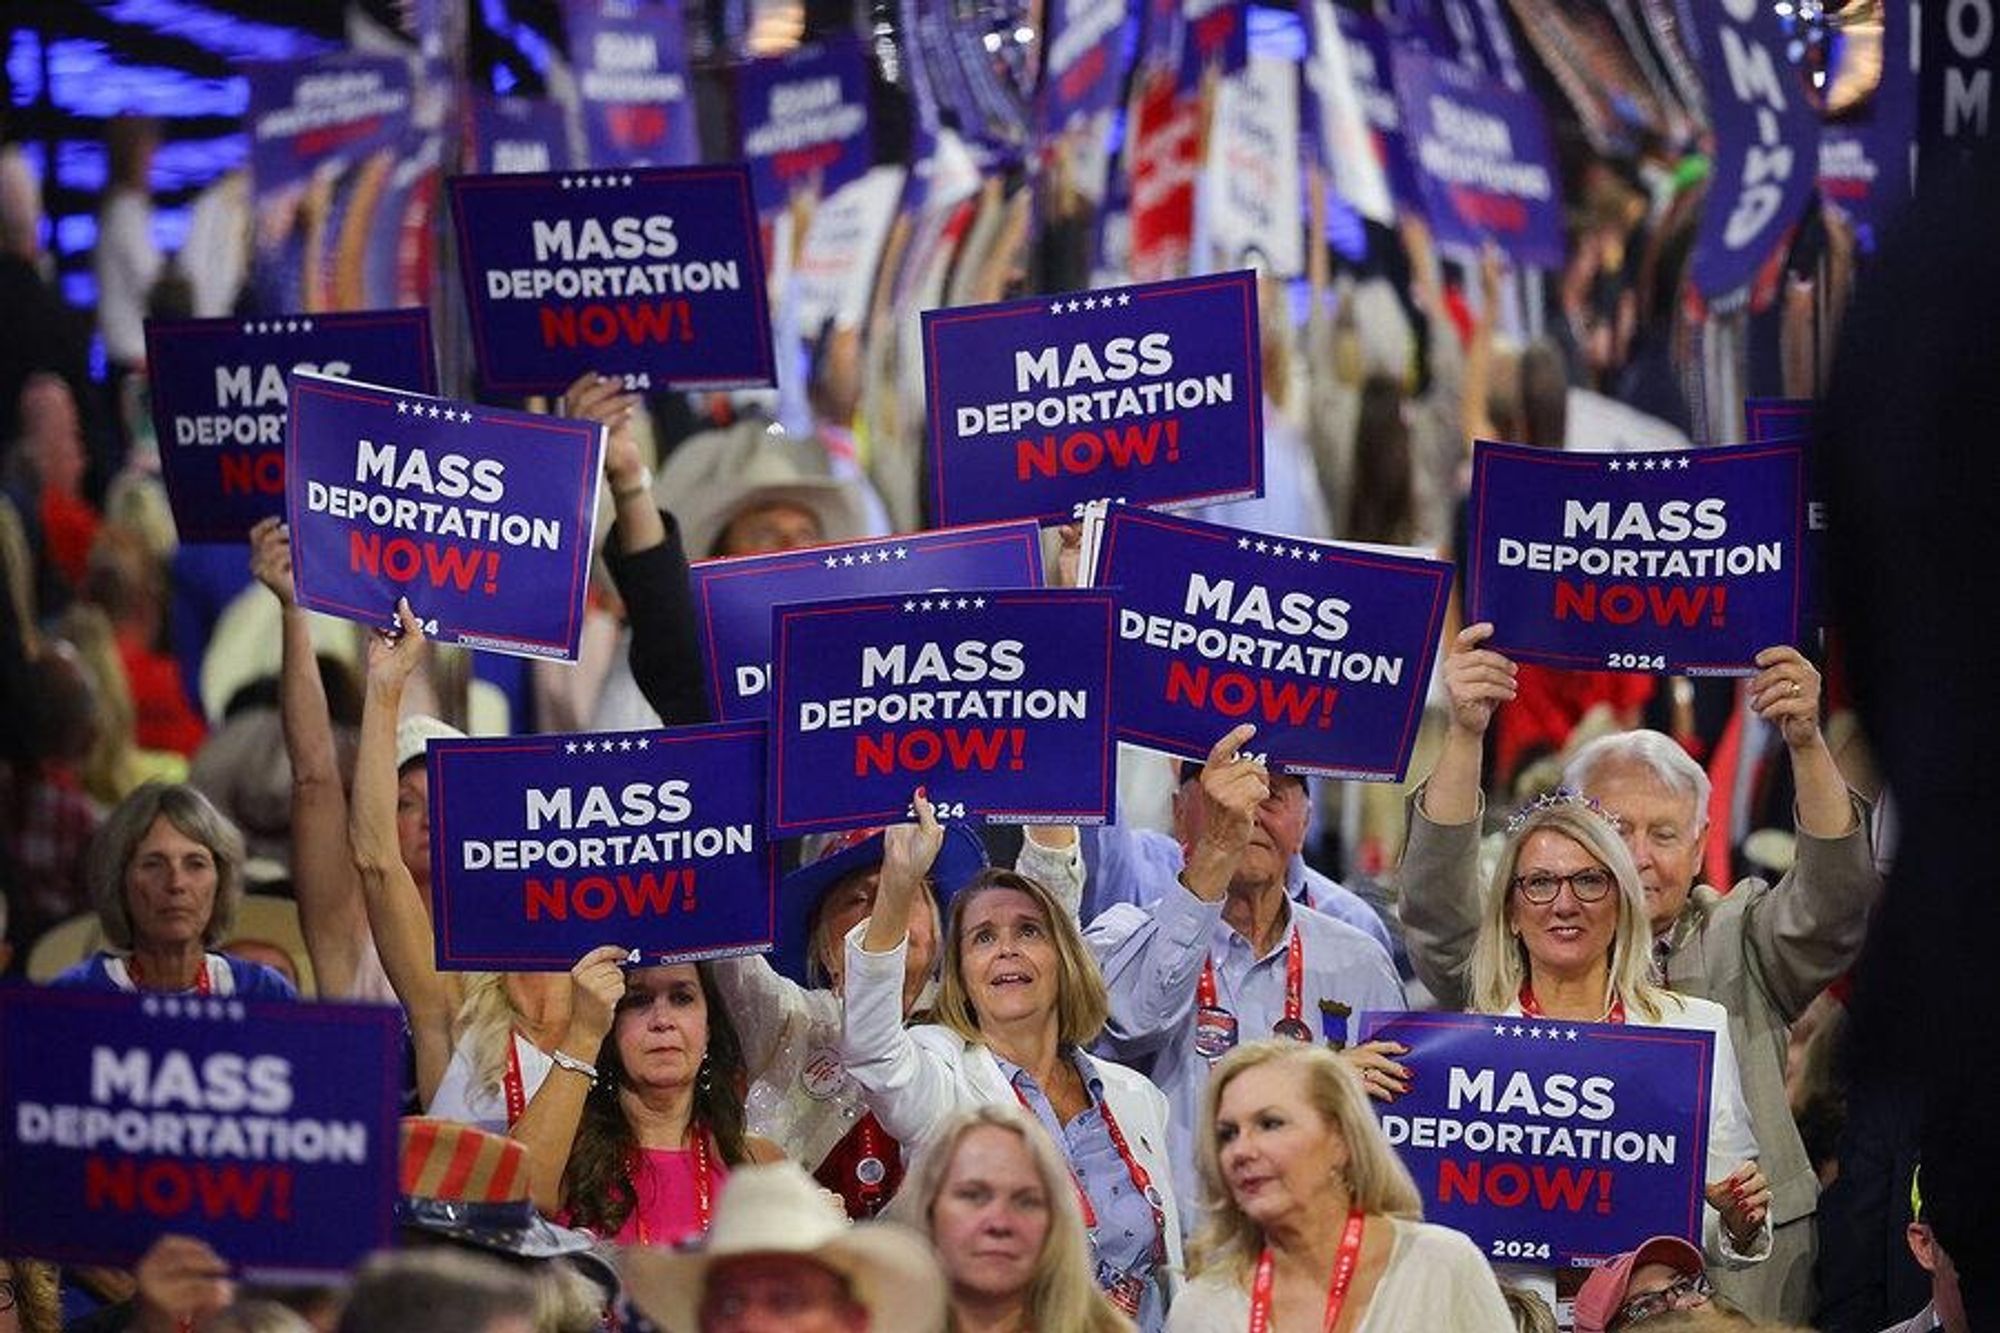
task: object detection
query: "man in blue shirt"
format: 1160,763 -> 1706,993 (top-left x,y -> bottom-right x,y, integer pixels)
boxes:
1085,724 -> 1406,1219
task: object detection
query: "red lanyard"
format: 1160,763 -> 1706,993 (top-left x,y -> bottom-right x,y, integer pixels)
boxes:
1517,985 -> 1627,1024
1010,1076 -> 1167,1266
633,1127 -> 715,1245
127,956 -> 212,995
503,1036 -> 527,1127
1198,926 -> 1307,1034
1248,1208 -> 1366,1333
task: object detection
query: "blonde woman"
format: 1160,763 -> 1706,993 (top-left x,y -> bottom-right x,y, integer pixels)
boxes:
843,794 -> 1181,1330
1408,792 -> 1772,1320
894,1103 -> 1134,1333
1170,1041 -> 1513,1332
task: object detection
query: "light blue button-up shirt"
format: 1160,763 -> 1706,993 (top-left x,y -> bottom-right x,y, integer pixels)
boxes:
1000,1055 -> 1167,1333
1085,883 -> 1406,1223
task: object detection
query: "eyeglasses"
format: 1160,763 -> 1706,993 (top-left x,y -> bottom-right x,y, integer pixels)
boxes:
1509,868 -> 1615,904
1608,1271 -> 1712,1329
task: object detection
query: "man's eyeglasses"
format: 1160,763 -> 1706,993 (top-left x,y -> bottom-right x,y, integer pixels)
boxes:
1509,868 -> 1615,904
1608,1271 -> 1712,1329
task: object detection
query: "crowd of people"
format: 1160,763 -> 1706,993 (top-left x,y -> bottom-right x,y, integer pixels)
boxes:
3,14 -> 1996,1333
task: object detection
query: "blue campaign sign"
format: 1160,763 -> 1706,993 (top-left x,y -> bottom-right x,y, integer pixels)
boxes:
426,723 -> 778,971
1745,398 -> 1828,634
691,521 -> 1046,721
0,987 -> 402,1277
1039,0 -> 1133,137
1095,508 -> 1451,780
737,39 -> 874,213
286,371 -> 604,661
566,0 -> 698,169
924,270 -> 1264,526
770,591 -> 1117,835
145,310 -> 437,544
1182,0 -> 1249,81
1355,1010 -> 1713,1267
1393,49 -> 1563,269
246,53 -> 413,195
1744,398 -> 1810,443
1685,0 -> 1818,303
448,166 -> 775,396
1466,439 -> 1805,675
470,96 -> 576,175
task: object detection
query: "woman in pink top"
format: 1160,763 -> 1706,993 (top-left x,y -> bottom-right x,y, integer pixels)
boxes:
516,948 -> 783,1244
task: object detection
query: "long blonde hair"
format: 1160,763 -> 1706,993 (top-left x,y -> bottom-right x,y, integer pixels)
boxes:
452,970 -> 516,1110
932,868 -> 1109,1048
1187,1042 -> 1423,1282
890,1104 -> 1133,1333
1467,796 -> 1668,1021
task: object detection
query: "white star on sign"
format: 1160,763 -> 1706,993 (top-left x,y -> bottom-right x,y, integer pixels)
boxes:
241,322 -> 253,335
1493,1023 -> 1508,1036
920,599 -> 935,611
972,597 -> 986,609
301,319 -> 313,332
956,598 -> 971,610
560,176 -> 573,189
1565,1028 -> 1579,1040
1307,550 -> 1322,562
1529,1026 -> 1543,1039
1050,302 -> 1064,315
1512,1025 -> 1525,1037
1677,456 -> 1691,469
1067,300 -> 1083,313
620,739 -> 635,751
825,555 -> 840,569
1644,458 -> 1660,470
841,554 -> 858,567
396,401 -> 409,414
565,742 -> 578,753
227,1002 -> 244,1020
1238,537 -> 1252,549
621,174 -> 633,187
904,600 -> 917,612
1254,540 -> 1270,553
1117,293 -> 1130,306
894,547 -> 908,559
634,737 -> 648,749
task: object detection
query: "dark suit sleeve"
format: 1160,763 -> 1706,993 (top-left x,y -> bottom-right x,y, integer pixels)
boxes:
602,508 -> 712,727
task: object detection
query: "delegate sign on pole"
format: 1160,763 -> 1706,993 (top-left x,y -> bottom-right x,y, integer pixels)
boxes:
1465,440 -> 1805,674
1356,1010 -> 1713,1267
0,988 -> 402,1277
770,591 -> 1116,835
426,723 -> 777,971
1095,507 -> 1450,780
924,270 -> 1264,526
145,309 -> 436,544
691,521 -> 1045,721
448,166 -> 774,395
286,371 -> 603,661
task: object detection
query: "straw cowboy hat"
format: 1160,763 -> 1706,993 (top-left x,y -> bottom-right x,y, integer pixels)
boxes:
620,1161 -> 943,1333
656,417 -> 869,559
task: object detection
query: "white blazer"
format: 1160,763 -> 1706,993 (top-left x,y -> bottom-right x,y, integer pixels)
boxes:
840,929 -> 1186,1294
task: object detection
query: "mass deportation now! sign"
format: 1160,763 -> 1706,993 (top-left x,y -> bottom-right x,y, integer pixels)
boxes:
144,309 -> 436,544
0,988 -> 402,1278
426,722 -> 777,971
923,270 -> 1264,526
448,165 -> 774,395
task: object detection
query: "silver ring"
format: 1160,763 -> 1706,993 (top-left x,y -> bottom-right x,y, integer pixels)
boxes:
1789,681 -> 1802,697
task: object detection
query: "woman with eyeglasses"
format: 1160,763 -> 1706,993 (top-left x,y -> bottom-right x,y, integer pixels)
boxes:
1572,1235 -> 1727,1332
1392,793 -> 1771,1322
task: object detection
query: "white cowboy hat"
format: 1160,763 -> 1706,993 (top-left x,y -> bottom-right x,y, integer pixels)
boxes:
619,1161 -> 943,1333
657,417 -> 870,559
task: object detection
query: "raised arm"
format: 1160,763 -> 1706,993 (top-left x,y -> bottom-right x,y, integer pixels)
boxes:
352,599 -> 456,1105
571,370 -> 712,729
1087,726 -> 1265,1050
1397,623 -> 1516,1008
513,944 -> 626,1215
1740,645 -> 1882,1017
843,793 -> 962,1143
250,517 -> 365,998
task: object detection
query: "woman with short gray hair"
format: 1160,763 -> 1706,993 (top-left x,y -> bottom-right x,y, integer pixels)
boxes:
50,781 -> 295,998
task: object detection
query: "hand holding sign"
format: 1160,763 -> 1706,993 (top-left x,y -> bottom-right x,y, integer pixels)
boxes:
1342,1039 -> 1413,1101
1748,645 -> 1821,747
566,944 -> 632,1059
1443,623 -> 1520,738
368,597 -> 428,688
1707,1161 -> 1771,1252
864,789 -> 942,956
133,1235 -> 236,1333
